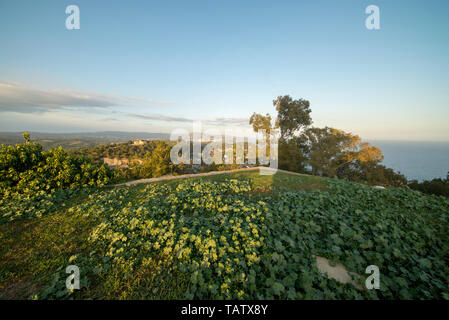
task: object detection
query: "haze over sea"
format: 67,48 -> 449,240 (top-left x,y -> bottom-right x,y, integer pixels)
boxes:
370,141 -> 449,182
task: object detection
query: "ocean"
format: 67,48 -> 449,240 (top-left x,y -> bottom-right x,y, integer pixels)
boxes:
370,140 -> 449,182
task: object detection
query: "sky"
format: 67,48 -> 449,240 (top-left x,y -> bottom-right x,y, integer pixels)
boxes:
0,0 -> 448,141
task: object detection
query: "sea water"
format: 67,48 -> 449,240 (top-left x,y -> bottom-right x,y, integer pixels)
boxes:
370,140 -> 449,182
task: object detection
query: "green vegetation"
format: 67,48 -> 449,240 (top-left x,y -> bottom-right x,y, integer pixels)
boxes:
251,95 -> 408,187
409,173 -> 449,197
1,94 -> 447,300
72,140 -> 162,161
75,139 -> 255,182
0,171 -> 448,300
0,132 -> 113,202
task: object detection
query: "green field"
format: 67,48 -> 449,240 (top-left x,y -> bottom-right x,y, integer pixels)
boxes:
0,171 -> 448,299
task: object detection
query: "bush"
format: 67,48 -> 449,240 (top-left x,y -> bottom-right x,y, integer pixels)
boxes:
0,133 -> 115,197
336,161 -> 408,187
409,173 -> 449,197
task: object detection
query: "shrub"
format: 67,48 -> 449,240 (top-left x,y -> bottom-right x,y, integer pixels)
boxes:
336,161 -> 408,187
409,173 -> 449,197
0,133 -> 115,197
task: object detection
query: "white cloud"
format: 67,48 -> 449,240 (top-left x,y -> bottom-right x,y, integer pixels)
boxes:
0,82 -> 173,113
127,113 -> 249,126
128,113 -> 191,123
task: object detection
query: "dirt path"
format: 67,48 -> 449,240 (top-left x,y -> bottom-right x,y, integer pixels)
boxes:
114,166 -> 274,187
114,166 -> 314,187
115,167 -> 312,187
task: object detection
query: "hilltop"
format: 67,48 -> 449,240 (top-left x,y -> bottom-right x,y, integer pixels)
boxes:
1,169 -> 448,300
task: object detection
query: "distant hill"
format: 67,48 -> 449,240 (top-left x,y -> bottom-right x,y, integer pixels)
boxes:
0,131 -> 171,150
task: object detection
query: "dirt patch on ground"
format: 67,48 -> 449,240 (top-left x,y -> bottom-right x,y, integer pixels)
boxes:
316,256 -> 363,290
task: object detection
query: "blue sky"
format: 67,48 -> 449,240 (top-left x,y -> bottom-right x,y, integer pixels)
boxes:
0,0 -> 448,140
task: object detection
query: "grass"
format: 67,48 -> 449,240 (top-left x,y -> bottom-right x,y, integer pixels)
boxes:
0,191 -> 98,299
153,170 -> 326,193
2,170 -> 448,299
0,170 -> 323,299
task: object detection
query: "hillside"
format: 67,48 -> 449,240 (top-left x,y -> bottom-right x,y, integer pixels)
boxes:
0,132 -> 170,151
0,170 -> 448,300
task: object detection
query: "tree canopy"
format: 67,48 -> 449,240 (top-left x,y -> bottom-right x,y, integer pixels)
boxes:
249,95 -> 407,187
274,95 -> 312,140
300,127 -> 383,177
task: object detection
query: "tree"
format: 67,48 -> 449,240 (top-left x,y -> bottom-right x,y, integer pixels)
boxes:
409,173 -> 449,197
278,137 -> 308,173
250,95 -> 312,164
249,112 -> 275,159
249,113 -> 273,135
249,96 -> 395,184
301,127 -> 383,177
337,161 -> 407,187
140,141 -> 173,178
274,95 -> 312,140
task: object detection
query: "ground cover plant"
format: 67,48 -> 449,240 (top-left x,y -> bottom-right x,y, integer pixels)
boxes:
0,171 -> 448,299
